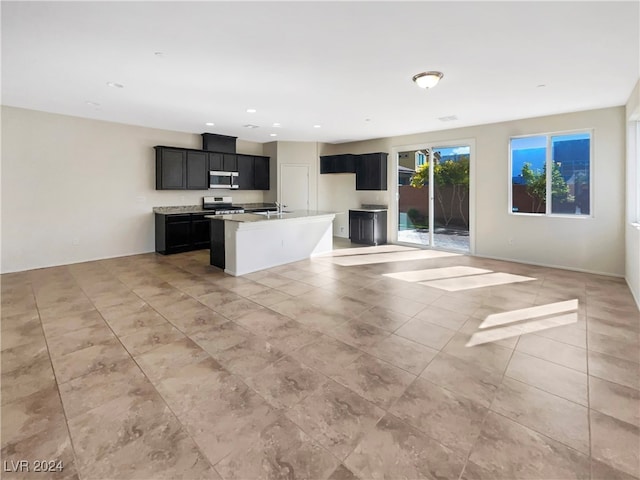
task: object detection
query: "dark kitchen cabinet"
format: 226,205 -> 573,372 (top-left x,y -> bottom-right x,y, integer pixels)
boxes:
191,215 -> 211,249
349,210 -> 387,246
236,154 -> 255,190
355,152 -> 387,190
186,151 -> 208,190
223,154 -> 237,172
156,147 -> 208,190
235,155 -> 271,190
210,219 -> 225,269
320,154 -> 355,174
209,152 -> 223,171
254,156 -> 270,190
156,147 -> 186,189
155,213 -> 211,254
156,143 -> 269,191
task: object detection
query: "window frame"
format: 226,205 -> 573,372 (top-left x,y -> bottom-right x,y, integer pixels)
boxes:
508,128 -> 594,218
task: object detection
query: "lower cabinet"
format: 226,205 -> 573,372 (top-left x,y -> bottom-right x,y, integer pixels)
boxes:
349,210 -> 387,246
155,214 -> 210,254
209,219 -> 225,269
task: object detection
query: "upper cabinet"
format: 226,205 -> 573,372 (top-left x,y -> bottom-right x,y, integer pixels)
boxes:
186,151 -> 209,190
355,152 -> 388,190
156,147 -> 186,189
320,152 -> 388,190
237,154 -> 271,190
156,146 -> 270,191
320,154 -> 355,174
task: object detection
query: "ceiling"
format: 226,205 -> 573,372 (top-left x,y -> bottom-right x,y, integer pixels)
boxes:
2,1 -> 638,144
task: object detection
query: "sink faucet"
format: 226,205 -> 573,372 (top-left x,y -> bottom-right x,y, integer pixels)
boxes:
274,202 -> 287,214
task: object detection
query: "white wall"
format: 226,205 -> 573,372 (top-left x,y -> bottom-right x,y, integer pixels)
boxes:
275,141 -> 320,211
320,107 -> 626,276
625,79 -> 640,307
1,106 -> 266,273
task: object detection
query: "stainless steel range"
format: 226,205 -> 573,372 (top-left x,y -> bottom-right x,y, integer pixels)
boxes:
202,196 -> 244,215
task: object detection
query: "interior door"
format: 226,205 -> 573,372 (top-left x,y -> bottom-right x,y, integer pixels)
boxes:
280,164 -> 309,210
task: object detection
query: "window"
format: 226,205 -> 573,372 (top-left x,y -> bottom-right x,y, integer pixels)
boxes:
510,131 -> 591,216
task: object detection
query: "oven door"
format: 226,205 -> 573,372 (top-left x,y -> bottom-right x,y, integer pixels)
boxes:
209,171 -> 239,189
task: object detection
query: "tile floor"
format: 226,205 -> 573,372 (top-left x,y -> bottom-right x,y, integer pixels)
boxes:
1,240 -> 639,480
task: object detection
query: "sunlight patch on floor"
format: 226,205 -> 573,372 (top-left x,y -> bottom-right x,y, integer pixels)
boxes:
383,266 -> 491,282
479,299 -> 579,329
326,249 -> 460,267
466,299 -> 579,347
420,272 -> 535,292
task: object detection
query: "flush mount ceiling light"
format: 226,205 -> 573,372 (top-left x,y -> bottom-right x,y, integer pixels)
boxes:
246,108 -> 257,113
205,122 -> 215,126
106,82 -> 124,89
269,133 -> 277,137
412,71 -> 444,89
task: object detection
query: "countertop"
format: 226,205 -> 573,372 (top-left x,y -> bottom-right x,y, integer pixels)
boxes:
349,208 -> 388,213
153,203 -> 277,215
205,210 -> 337,223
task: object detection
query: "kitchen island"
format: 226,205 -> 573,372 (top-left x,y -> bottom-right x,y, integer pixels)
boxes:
206,211 -> 336,276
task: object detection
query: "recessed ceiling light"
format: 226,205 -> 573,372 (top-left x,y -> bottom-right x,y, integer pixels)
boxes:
205,122 -> 215,126
269,133 -> 277,137
243,124 -> 259,129
537,84 -> 546,88
313,124 -> 322,128
272,123 -> 281,127
246,108 -> 257,113
85,101 -> 101,107
438,115 -> 458,122
154,52 -> 165,57
412,71 -> 444,89
106,82 -> 124,89
365,118 -> 371,122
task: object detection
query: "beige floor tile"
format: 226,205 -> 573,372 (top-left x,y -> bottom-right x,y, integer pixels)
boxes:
245,355 -> 327,409
420,352 -> 503,407
591,459 -> 640,480
365,334 -> 437,375
293,336 -> 362,377
211,335 -> 285,378
328,319 -> 391,349
588,330 -> 640,364
505,351 -> 588,405
330,353 -> 415,409
1,357 -> 57,405
51,339 -> 130,384
356,306 -> 411,332
1,338 -> 49,374
216,416 -> 339,480
413,304 -> 470,330
47,323 -> 116,358
589,351 -> 640,390
286,380 -> 384,461
390,377 -> 488,455
2,247 -> 639,480
590,410 -> 640,478
491,377 -> 590,454
1,384 -> 67,448
442,332 -> 513,373
464,412 -> 590,480
395,317 -> 457,350
516,333 -> 587,372
589,376 -> 640,426
345,413 -> 465,480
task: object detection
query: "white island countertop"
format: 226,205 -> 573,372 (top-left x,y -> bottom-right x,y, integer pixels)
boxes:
205,210 -> 337,276
205,210 -> 339,223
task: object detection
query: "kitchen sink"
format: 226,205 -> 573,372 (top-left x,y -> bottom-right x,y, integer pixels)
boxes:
253,210 -> 292,216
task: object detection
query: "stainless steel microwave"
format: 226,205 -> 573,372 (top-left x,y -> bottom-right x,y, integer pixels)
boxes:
209,171 -> 239,189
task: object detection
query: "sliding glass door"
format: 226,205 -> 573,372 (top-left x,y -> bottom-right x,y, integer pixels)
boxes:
397,144 -> 470,252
